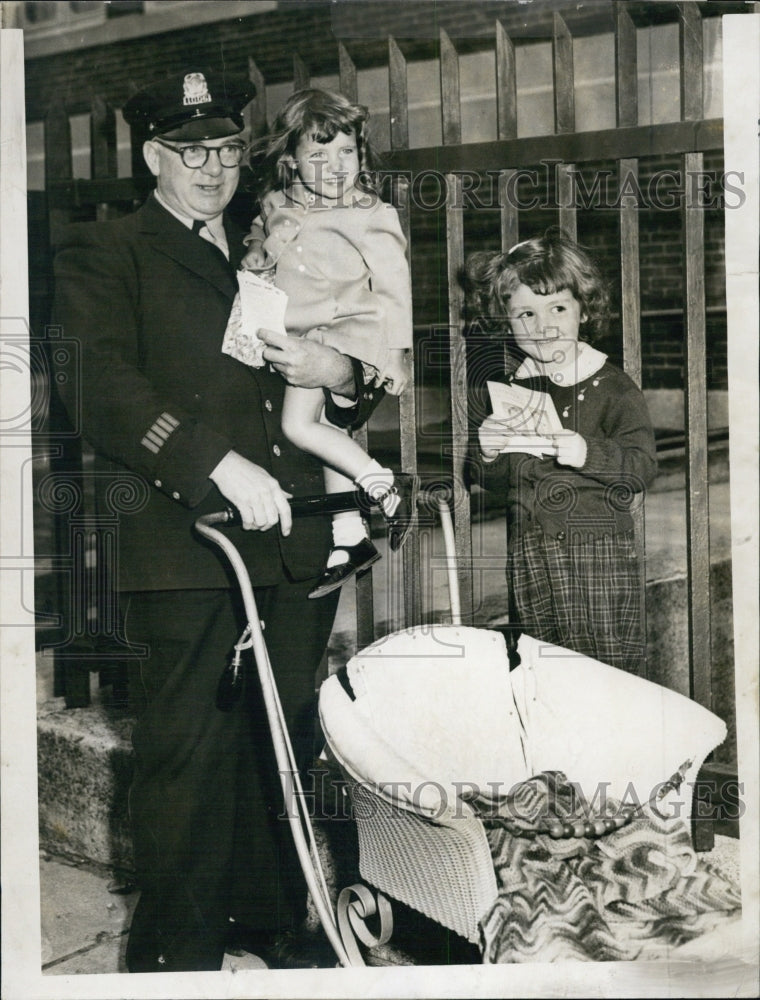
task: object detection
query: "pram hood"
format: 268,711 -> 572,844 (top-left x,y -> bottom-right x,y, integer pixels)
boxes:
320,627 -> 727,822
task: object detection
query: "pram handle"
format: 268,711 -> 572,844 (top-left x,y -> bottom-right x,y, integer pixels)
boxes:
201,490 -> 370,528
202,483 -> 455,527
198,481 -> 462,623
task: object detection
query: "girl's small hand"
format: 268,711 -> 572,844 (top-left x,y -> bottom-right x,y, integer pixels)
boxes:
376,349 -> 410,396
241,242 -> 271,271
478,415 -> 521,460
552,432 -> 587,468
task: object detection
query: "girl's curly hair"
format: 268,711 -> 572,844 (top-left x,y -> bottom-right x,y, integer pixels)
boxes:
249,88 -> 379,196
464,228 -> 611,343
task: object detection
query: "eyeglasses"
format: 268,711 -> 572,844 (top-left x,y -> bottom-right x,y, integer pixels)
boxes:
153,138 -> 246,169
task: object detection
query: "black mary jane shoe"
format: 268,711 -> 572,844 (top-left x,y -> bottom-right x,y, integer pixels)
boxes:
381,473 -> 420,552
308,538 -> 381,599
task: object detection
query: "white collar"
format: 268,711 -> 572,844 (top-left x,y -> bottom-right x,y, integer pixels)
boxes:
154,190 -> 225,240
513,342 -> 607,386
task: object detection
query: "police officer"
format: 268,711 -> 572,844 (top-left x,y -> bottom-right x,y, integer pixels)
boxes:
53,68 -> 376,972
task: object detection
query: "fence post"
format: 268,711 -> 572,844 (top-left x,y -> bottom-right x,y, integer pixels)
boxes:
615,2 -> 648,679
44,101 -> 91,705
553,12 -> 576,239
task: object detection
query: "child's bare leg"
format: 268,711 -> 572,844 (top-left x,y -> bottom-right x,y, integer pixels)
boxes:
323,465 -> 369,568
281,385 -> 382,477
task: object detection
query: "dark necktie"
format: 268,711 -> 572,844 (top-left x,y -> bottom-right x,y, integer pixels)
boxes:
191,219 -> 228,261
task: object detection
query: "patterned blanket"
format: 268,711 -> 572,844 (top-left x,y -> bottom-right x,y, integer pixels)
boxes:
476,772 -> 741,963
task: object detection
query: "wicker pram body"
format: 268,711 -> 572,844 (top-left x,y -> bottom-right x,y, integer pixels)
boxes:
319,625 -> 727,948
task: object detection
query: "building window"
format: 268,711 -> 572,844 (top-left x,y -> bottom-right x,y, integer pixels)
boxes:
24,2 -> 58,23
104,0 -> 144,15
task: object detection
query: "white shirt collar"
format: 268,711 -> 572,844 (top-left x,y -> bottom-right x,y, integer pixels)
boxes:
153,190 -> 222,235
155,191 -> 228,257
513,342 -> 607,385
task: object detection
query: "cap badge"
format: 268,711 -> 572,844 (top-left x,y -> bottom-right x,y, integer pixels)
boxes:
182,72 -> 213,107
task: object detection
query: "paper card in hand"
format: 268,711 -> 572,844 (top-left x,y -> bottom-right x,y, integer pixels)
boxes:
487,381 -> 564,456
221,271 -> 288,369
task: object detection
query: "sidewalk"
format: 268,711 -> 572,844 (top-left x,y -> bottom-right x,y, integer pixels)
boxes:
38,834 -> 743,974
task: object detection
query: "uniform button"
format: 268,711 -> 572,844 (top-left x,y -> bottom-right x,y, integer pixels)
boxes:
297,264 -> 306,272
194,393 -> 201,401
172,491 -> 180,500
273,445 -> 281,457
296,245 -> 303,253
264,399 -> 273,411
556,530 -> 565,541
283,219 -> 291,226
154,479 -> 162,488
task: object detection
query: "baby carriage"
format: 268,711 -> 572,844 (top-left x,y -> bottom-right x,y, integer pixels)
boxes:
196,492 -> 728,967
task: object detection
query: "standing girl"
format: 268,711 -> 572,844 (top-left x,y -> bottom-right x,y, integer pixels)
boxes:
240,88 -> 416,598
467,230 -> 657,673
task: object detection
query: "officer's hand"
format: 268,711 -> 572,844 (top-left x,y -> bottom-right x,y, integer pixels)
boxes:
209,450 -> 293,534
258,328 -> 355,396
375,348 -> 410,396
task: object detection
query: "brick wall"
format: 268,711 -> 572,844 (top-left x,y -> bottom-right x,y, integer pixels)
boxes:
24,0 -> 644,122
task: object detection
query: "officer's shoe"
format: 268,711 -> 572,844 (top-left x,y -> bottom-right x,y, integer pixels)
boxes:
308,538 -> 381,599
226,924 -> 337,970
263,928 -> 339,969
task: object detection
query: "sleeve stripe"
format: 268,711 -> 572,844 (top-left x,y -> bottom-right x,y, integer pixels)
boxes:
144,429 -> 164,448
141,412 -> 180,454
140,435 -> 160,454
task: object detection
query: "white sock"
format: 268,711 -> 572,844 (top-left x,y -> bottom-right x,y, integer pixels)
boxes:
355,459 -> 397,515
326,513 -> 369,567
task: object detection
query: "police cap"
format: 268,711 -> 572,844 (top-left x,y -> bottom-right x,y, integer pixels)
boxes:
123,69 -> 254,141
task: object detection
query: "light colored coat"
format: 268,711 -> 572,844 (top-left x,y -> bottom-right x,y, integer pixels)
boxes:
252,185 -> 413,373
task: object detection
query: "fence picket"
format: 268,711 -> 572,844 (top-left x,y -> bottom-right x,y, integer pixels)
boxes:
445,172 -> 473,620
553,13 -> 576,239
679,1 -> 704,122
247,58 -> 268,138
293,53 -> 310,91
388,35 -> 409,151
680,1 -> 713,851
90,96 -> 116,223
615,2 -> 646,678
440,28 -> 462,146
338,42 -> 358,103
495,20 -> 517,141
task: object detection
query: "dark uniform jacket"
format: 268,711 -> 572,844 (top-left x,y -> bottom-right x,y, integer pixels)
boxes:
53,193 -> 338,592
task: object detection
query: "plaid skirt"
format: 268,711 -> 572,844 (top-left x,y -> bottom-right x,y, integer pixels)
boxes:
507,529 -> 644,673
